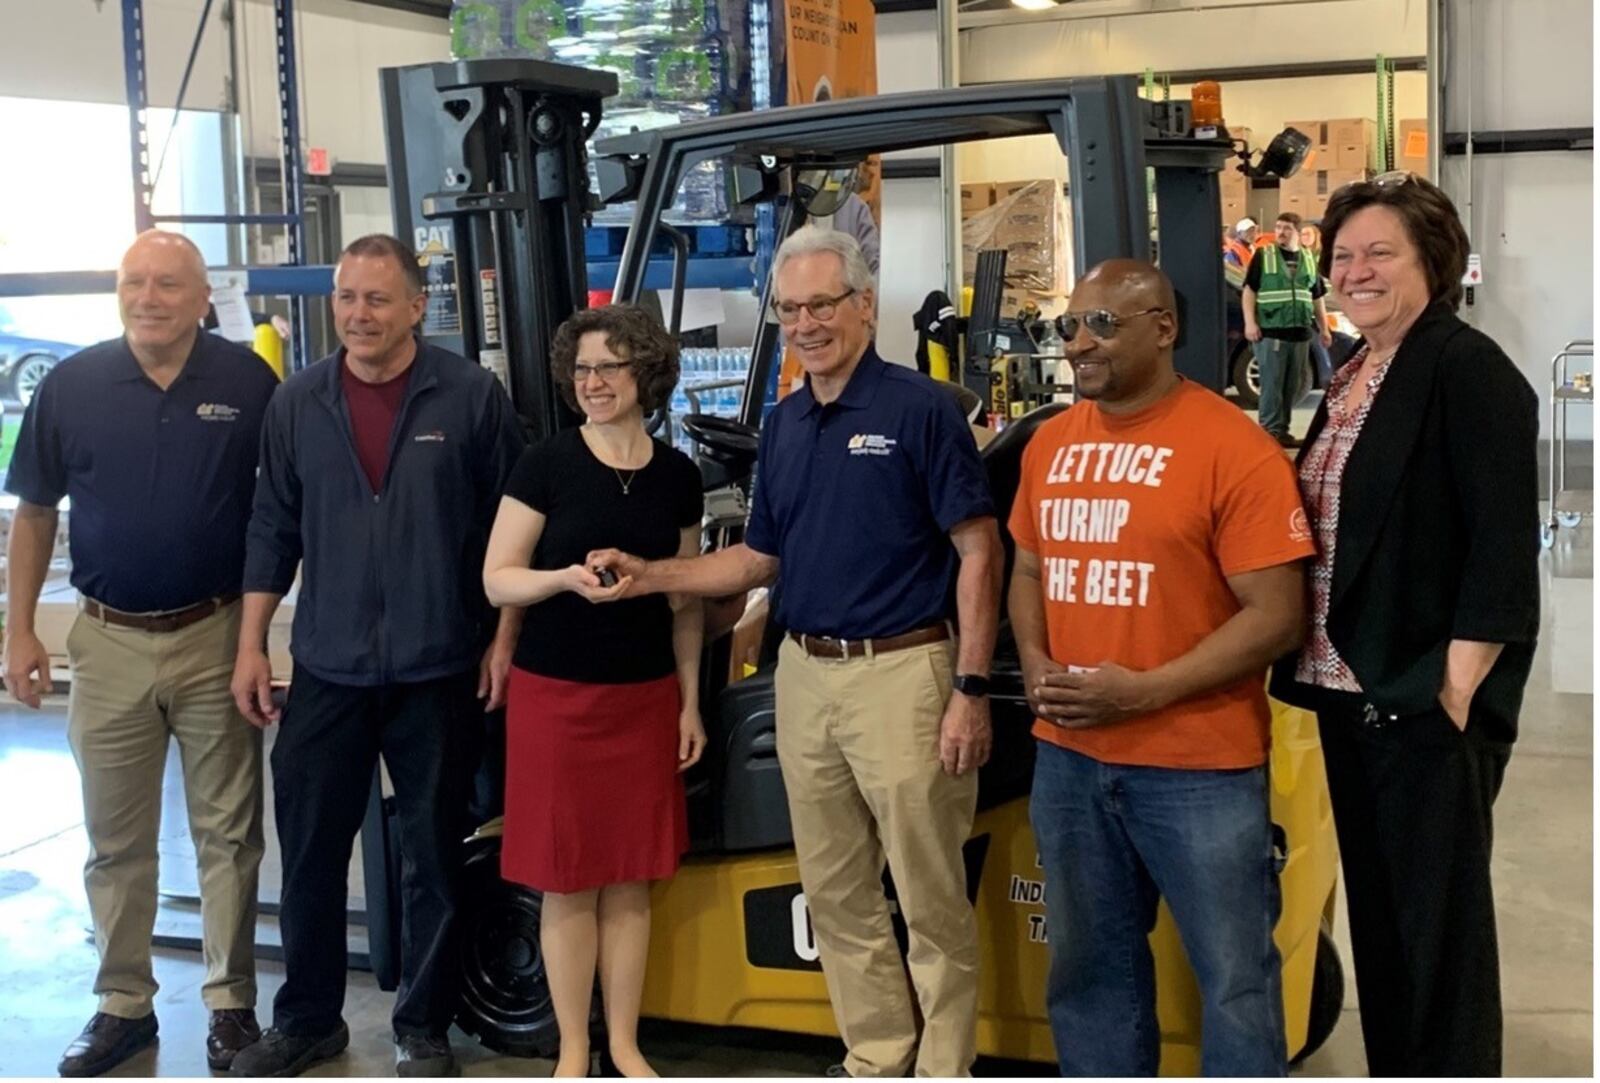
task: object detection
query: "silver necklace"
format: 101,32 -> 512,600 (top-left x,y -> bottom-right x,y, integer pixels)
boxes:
583,423 -> 644,494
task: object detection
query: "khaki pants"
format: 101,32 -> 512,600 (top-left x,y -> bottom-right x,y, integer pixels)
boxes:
775,636 -> 979,1078
66,600 -> 263,1018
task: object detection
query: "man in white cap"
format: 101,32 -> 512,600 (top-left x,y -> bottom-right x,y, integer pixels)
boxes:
1225,217 -> 1258,271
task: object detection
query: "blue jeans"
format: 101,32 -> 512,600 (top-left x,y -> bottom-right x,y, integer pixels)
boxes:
1254,336 -> 1309,437
1029,742 -> 1287,1077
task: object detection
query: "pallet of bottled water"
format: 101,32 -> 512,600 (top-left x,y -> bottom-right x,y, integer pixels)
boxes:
669,347 -> 750,454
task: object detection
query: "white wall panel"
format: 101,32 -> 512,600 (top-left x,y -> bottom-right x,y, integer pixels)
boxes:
960,0 -> 1426,83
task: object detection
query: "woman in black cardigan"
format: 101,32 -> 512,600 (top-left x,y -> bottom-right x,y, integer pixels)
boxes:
1269,174 -> 1539,1077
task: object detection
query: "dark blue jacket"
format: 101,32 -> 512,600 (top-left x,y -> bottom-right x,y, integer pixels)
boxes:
243,341 -> 526,686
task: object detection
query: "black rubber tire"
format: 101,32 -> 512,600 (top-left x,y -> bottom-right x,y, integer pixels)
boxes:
1292,923 -> 1346,1065
1231,343 -> 1314,412
454,836 -> 561,1059
1230,341 -> 1260,409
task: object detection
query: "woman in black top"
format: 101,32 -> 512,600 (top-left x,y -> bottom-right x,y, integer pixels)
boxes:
483,305 -> 705,1078
1269,174 -> 1539,1076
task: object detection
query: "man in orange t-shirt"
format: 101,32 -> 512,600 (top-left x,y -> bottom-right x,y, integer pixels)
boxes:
1006,260 -> 1314,1077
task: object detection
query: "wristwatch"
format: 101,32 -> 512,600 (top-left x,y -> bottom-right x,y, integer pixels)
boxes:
953,673 -> 991,698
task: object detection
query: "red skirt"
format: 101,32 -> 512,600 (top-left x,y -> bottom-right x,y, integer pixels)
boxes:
501,667 -> 688,894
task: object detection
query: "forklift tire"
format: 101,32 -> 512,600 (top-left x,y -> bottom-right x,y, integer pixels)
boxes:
1230,341 -> 1261,409
1291,924 -> 1346,1066
454,835 -> 560,1059
1230,342 -> 1313,412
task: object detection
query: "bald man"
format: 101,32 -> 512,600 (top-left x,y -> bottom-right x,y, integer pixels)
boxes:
3,230 -> 280,1076
1006,261 -> 1312,1075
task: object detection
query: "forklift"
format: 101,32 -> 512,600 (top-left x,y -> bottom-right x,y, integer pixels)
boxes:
372,59 -> 1345,1071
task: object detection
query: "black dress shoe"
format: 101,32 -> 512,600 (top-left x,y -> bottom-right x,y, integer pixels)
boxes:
207,1009 -> 262,1071
58,1012 -> 159,1077
229,1023 -> 349,1078
395,1033 -> 459,1078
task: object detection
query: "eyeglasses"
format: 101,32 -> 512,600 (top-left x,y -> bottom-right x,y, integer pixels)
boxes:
1055,307 -> 1168,342
573,360 -> 631,382
771,288 -> 857,325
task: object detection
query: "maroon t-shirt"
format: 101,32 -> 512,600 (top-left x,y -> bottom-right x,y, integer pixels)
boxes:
341,360 -> 412,492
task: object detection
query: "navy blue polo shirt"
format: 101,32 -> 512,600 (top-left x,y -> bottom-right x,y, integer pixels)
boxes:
5,331 -> 279,613
745,348 -> 994,639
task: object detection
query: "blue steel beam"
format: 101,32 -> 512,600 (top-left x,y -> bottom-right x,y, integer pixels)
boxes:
0,256 -> 755,299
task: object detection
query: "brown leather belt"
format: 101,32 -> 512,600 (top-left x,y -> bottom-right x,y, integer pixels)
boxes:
82,594 -> 240,634
789,623 -> 950,661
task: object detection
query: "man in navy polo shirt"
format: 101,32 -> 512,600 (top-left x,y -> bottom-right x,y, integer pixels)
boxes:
3,230 -> 279,1076
227,234 -> 524,1079
591,226 -> 1002,1077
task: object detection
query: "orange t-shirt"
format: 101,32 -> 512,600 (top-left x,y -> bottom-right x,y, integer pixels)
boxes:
1007,380 -> 1316,769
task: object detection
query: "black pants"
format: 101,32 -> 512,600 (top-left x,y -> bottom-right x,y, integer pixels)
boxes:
270,667 -> 480,1038
1317,698 -> 1511,1077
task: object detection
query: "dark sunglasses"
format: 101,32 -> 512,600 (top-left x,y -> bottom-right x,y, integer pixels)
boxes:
1054,307 -> 1168,342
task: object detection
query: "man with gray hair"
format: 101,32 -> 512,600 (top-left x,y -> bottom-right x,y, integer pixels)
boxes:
589,225 -> 1002,1076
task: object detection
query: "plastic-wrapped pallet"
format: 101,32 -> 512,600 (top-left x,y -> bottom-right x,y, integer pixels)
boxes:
960,179 -> 1071,293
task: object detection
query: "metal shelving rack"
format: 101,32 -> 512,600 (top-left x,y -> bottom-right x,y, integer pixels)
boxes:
121,0 -> 317,368
1543,338 -> 1594,548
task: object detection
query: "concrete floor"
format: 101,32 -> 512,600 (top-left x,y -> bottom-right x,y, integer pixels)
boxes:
0,517 -> 1590,1077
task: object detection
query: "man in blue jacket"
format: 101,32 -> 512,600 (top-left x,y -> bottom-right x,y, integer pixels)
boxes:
227,234 -> 525,1078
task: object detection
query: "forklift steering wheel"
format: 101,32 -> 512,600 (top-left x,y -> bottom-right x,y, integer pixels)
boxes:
681,413 -> 760,462
645,405 -> 668,436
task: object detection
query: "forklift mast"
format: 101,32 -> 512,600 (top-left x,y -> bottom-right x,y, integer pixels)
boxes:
380,59 -> 618,440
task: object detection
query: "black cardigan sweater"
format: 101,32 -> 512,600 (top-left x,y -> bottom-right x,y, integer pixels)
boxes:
1270,302 -> 1541,743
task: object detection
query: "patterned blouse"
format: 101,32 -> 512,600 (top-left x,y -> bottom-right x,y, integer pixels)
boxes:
1294,346 -> 1396,691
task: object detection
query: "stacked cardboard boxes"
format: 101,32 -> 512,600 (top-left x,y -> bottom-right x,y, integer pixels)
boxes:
1218,126 -> 1254,225
961,179 -> 1070,295
1279,167 -> 1374,221
1273,117 -> 1380,220
961,182 -> 996,216
1283,117 -> 1380,173
1220,165 -> 1250,228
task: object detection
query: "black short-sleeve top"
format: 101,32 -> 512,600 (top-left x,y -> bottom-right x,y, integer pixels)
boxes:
505,427 -> 704,684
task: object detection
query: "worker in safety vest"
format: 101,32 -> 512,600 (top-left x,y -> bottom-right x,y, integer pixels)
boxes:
1242,211 -> 1332,448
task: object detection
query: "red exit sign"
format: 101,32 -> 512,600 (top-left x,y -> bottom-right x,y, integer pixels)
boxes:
306,147 -> 332,176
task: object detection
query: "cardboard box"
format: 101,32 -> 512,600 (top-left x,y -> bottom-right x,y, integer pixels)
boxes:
961,182 -> 996,215
999,288 -> 1068,320
1331,118 -> 1378,170
1284,118 -> 1378,171
962,179 -> 1069,292
1218,163 -> 1249,197
1222,195 -> 1249,226
1279,190 -> 1328,221
995,178 -> 1059,202
1282,119 -> 1328,165
1278,167 -> 1374,220
1398,118 -> 1429,178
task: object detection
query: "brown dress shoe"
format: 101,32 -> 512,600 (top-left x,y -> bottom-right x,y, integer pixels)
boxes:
58,1012 -> 158,1077
207,1009 -> 262,1072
